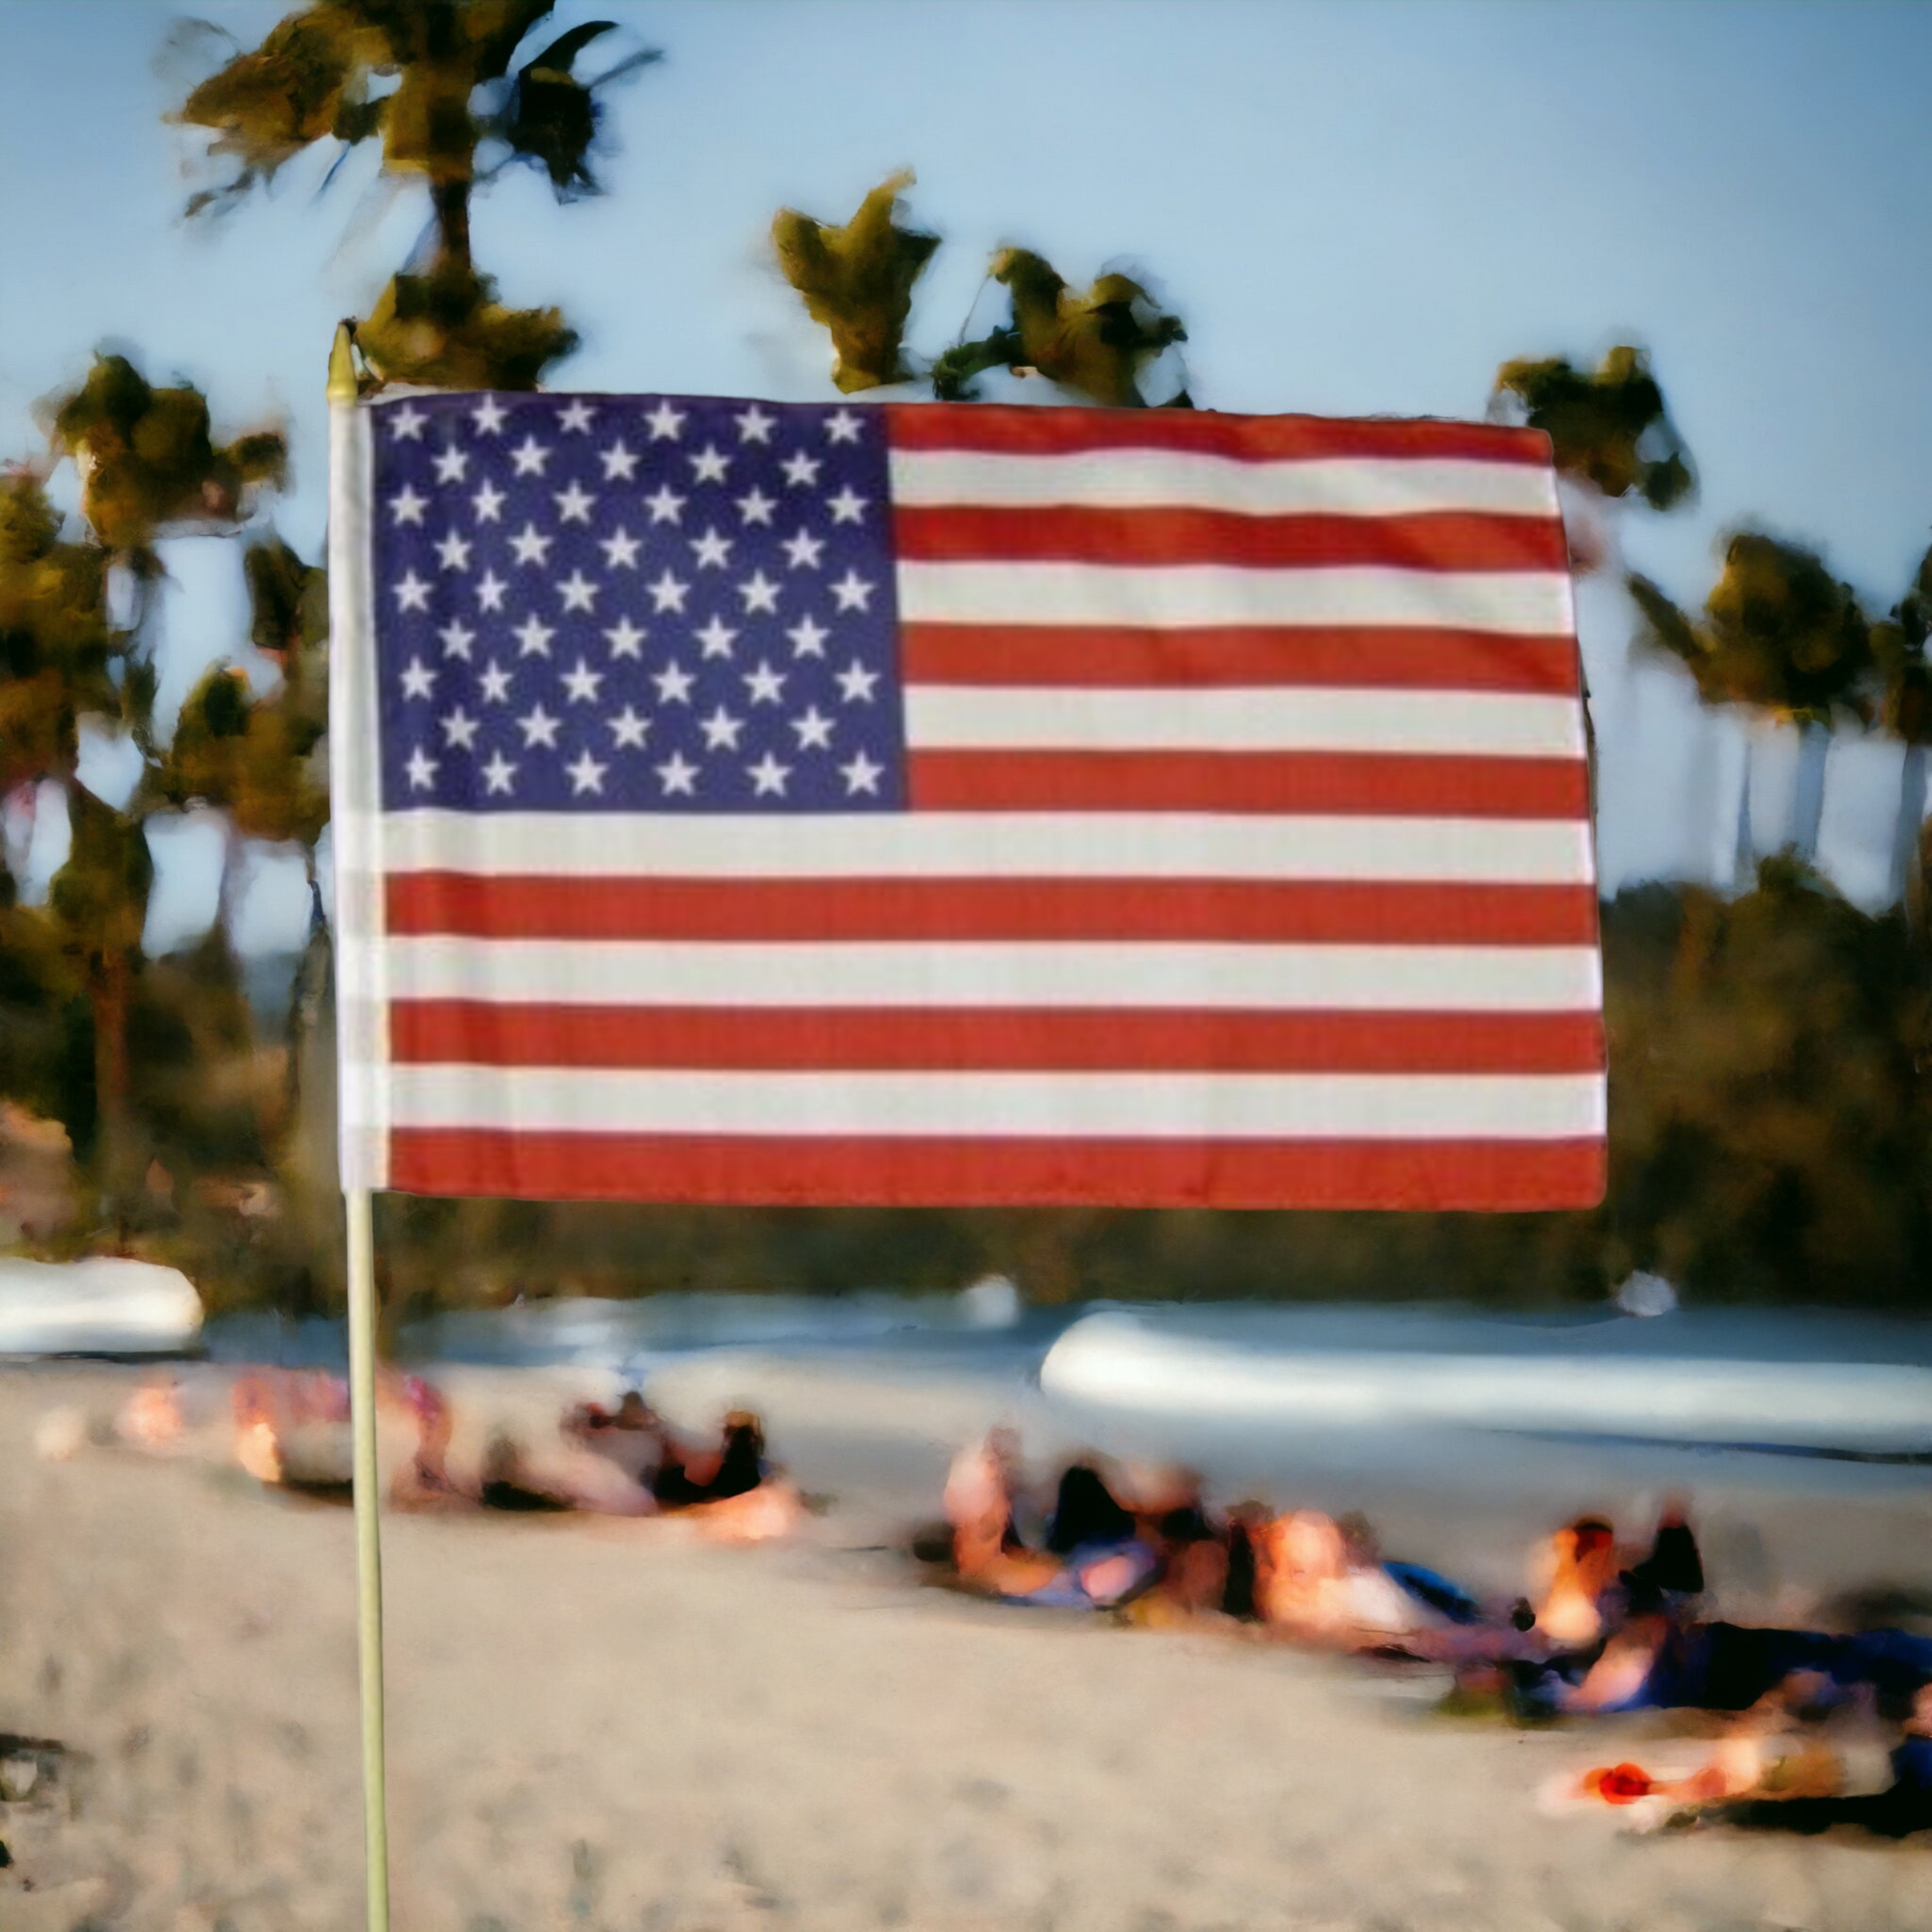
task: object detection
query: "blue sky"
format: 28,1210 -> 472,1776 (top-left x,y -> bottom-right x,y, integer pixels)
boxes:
2,0 -> 1930,949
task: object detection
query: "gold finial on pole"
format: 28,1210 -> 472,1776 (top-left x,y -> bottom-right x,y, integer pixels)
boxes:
327,322 -> 360,405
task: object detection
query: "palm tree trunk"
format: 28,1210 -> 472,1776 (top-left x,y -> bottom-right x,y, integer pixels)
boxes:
431,174 -> 472,278
1893,739 -> 1928,925
92,948 -> 133,1244
1733,725 -> 1756,892
1789,721 -> 1830,864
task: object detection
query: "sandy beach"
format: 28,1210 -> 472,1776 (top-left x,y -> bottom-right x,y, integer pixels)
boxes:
3,1362 -> 1930,1932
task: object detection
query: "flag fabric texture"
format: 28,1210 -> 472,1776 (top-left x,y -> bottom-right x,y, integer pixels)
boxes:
328,392 -> 1604,1208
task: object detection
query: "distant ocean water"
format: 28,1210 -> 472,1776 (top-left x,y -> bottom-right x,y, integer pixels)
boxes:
193,1291 -> 1932,1463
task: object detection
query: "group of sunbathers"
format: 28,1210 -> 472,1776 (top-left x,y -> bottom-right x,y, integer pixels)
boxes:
935,1430 -> 1932,1841
206,1370 -> 800,1539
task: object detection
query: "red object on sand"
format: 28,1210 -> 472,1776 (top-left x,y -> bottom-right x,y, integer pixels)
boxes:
1592,1764 -> 1655,1804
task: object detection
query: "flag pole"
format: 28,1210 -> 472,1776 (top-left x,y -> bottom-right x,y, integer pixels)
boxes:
328,321 -> 392,1932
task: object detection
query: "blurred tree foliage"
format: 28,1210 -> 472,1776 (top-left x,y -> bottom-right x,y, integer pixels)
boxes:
173,0 -> 659,390
775,172 -> 1192,410
1633,532 -> 1876,867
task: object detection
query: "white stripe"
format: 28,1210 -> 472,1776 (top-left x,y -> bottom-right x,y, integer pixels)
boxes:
372,810 -> 1597,886
895,561 -> 1572,634
386,1065 -> 1605,1141
379,938 -> 1603,1012
906,686 -> 1585,759
889,449 -> 1560,519
327,394 -> 392,1190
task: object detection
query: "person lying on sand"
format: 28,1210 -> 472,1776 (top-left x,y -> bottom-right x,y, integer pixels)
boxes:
1517,1582 -> 1932,1721
1711,1683 -> 1932,1839
1527,1516 -> 1626,1650
1548,1671 -> 1848,1824
942,1438 -> 1159,1610
1252,1509 -> 1488,1656
649,1410 -> 804,1542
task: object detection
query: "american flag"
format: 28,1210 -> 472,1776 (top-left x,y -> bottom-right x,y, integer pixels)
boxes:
328,391 -> 1604,1208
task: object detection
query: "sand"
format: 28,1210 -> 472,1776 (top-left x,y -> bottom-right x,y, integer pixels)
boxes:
2,1363 -> 1930,1932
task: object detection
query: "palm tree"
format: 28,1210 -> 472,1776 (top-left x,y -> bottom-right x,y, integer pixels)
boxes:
1631,532 -> 1873,884
1490,345 -> 1698,822
175,1 -> 661,390
22,357 -> 290,1226
774,172 -> 1191,410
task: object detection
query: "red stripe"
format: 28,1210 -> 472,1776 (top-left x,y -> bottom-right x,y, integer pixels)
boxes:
385,874 -> 1602,946
386,1128 -> 1606,1209
892,505 -> 1568,573
389,1003 -> 1605,1075
885,404 -> 1551,467
908,750 -> 1588,819
899,625 -> 1580,695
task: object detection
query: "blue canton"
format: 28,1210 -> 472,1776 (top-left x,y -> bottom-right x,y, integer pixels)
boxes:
371,393 -> 906,812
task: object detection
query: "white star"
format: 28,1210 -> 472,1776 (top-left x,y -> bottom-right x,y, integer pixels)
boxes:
470,397 -> 508,436
836,660 -> 880,703
645,400 -> 687,441
475,570 -> 508,612
432,444 -> 469,485
478,660 -> 513,704
513,614 -> 554,658
652,661 -> 695,705
647,570 -> 689,614
790,706 -> 835,750
735,404 -> 776,443
781,528 -> 825,570
830,570 -> 873,612
518,704 -> 561,750
399,656 -> 438,699
699,705 -> 744,752
781,450 -> 821,488
554,480 -> 596,524
735,487 -> 777,526
786,614 -> 830,659
609,706 -> 650,749
826,486 -> 868,526
510,436 -> 551,476
839,750 -> 884,796
748,752 -> 791,797
565,749 -> 609,795
482,750 -> 518,795
560,658 -> 604,705
557,570 -> 599,612
689,443 -> 730,484
643,484 -> 686,526
471,480 -> 506,523
435,529 -> 472,572
599,526 -> 641,569
389,485 -> 428,526
509,523 -> 552,567
824,409 -> 863,444
737,571 -> 781,614
393,571 -> 432,612
603,616 -> 647,659
743,660 -> 786,705
438,618 -> 476,660
388,404 -> 428,441
440,707 -> 480,751
404,745 -> 439,789
695,615 -> 738,660
689,526 -> 733,570
601,440 -> 640,482
557,398 -> 596,434
656,752 -> 698,796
